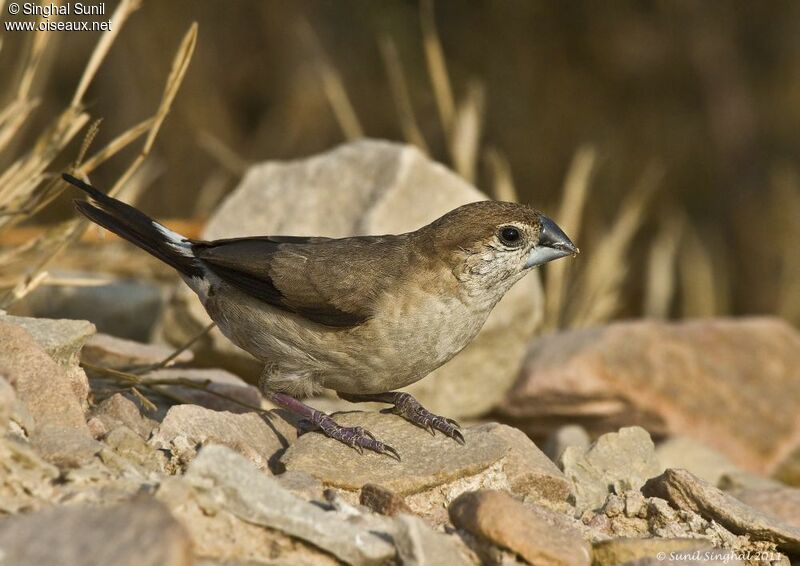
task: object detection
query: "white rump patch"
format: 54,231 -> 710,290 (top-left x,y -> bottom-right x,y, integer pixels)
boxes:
153,220 -> 193,257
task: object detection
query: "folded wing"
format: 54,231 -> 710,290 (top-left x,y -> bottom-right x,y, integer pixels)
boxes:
193,235 -> 408,328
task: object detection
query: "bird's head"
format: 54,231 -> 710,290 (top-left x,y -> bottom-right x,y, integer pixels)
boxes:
418,200 -> 579,303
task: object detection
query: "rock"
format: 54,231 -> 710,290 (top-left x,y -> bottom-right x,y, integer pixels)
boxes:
276,470 -> 325,501
656,436 -> 778,491
0,313 -> 94,408
0,436 -> 59,514
81,333 -> 192,369
141,368 -> 263,415
360,483 -> 414,517
0,375 -> 16,433
394,513 -> 476,566
656,437 -> 744,487
103,425 -> 168,474
149,404 -> 296,472
159,140 -> 543,419
544,424 -> 591,466
281,412 -> 572,523
772,447 -> 800,487
10,269 -> 165,342
449,489 -> 591,566
177,444 -> 396,565
583,490 -> 778,556
643,468 -> 800,553
89,393 -> 157,440
561,426 -> 663,514
159,478 -> 343,565
592,539 -> 736,566
496,318 -> 800,475
0,321 -> 99,466
727,486 -> 800,529
33,427 -> 102,468
0,497 -> 191,566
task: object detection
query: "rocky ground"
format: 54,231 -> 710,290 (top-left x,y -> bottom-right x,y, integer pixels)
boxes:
1,311 -> 800,566
3,144 -> 800,565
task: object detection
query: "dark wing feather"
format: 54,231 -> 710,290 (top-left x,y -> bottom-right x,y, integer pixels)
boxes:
192,235 -> 409,328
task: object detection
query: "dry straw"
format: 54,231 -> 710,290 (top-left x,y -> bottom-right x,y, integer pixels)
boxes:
0,0 -> 198,308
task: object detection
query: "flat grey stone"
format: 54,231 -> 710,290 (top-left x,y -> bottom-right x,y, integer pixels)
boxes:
183,444 -> 396,565
0,497 -> 191,566
11,269 -> 164,342
150,404 -> 297,472
393,513 -> 474,566
81,333 -> 193,369
142,368 -> 263,415
282,412 -> 571,522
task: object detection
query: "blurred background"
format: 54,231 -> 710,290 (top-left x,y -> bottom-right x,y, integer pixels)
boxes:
1,0 -> 799,328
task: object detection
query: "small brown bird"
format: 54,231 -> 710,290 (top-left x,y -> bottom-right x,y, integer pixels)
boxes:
63,173 -> 578,459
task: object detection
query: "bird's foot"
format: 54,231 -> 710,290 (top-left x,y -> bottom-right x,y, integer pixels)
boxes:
266,391 -> 400,460
380,392 -> 465,445
313,413 -> 401,461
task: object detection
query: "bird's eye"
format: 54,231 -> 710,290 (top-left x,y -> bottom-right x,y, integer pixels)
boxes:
499,226 -> 522,245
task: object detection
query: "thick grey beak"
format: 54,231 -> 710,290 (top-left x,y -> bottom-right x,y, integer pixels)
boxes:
525,215 -> 579,269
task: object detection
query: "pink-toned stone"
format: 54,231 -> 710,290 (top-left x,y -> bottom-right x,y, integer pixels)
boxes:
449,489 -> 591,566
730,486 -> 800,529
497,317 -> 800,474
0,321 -> 99,466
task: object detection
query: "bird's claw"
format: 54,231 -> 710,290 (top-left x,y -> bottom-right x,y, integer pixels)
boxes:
317,419 -> 400,460
387,393 -> 465,445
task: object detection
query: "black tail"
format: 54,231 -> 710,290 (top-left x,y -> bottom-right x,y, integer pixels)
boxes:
63,173 -> 203,278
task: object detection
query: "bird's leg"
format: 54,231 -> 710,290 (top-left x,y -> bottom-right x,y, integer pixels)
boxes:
265,391 -> 400,460
338,391 -> 465,445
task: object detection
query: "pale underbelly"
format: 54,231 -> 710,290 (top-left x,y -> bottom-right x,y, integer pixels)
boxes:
205,284 -> 489,395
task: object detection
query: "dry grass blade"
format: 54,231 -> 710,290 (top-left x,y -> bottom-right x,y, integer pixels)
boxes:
198,131 -> 250,175
420,0 -> 455,140
130,322 -> 216,374
644,212 -> 684,318
543,146 -> 596,330
484,147 -> 519,203
679,223 -> 718,318
143,22 -> 197,155
1,22 -> 198,307
299,21 -> 363,141
82,361 -> 267,415
379,36 -> 429,153
566,163 -> 661,328
0,108 -> 89,226
0,99 -> 39,155
15,26 -> 53,101
76,21 -> 198,198
4,270 -> 48,305
70,0 -> 143,107
772,167 -> 800,323
450,80 -> 485,183
0,2 -> 145,234
81,118 -> 153,173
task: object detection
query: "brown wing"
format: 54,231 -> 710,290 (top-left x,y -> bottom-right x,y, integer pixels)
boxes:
192,234 -> 410,328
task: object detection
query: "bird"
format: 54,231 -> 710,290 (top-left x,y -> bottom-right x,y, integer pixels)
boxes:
63,172 -> 578,459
